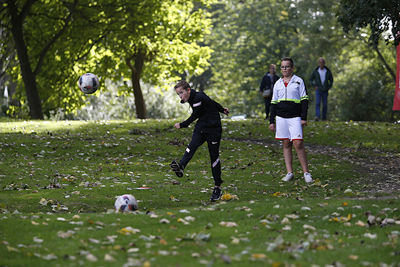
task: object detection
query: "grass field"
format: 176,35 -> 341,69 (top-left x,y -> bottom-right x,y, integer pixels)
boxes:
0,119 -> 399,266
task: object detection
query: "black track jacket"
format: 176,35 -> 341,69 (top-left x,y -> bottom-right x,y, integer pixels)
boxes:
179,89 -> 225,133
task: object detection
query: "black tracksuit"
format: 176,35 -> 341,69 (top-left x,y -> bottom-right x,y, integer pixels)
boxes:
178,89 -> 225,186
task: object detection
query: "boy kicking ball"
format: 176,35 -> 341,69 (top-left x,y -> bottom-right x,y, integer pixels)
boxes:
269,57 -> 313,183
170,80 -> 229,201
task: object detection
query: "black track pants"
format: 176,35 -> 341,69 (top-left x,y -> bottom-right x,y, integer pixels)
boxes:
179,130 -> 223,186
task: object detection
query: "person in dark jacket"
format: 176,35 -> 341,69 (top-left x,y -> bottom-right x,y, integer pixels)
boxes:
259,64 -> 280,119
170,80 -> 229,201
310,57 -> 333,120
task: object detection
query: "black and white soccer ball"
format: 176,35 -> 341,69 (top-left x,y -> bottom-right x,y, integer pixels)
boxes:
115,194 -> 138,212
78,73 -> 99,94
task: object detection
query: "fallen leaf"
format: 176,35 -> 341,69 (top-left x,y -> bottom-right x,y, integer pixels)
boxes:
33,237 -> 43,243
7,246 -> 19,252
179,209 -> 190,213
88,238 -> 100,244
118,227 -> 140,235
217,243 -> 227,249
281,217 -> 290,224
177,218 -> 189,225
184,216 -> 195,222
86,253 -> 98,262
159,218 -> 170,224
303,224 -> 316,231
286,214 -> 299,219
355,220 -> 366,227
221,193 -> 233,201
220,221 -> 238,227
42,254 -> 57,260
195,233 -> 211,241
39,198 -> 48,206
104,254 -> 115,261
231,237 -> 240,244
251,253 -> 267,260
57,230 -> 75,238
364,233 -> 377,239
344,188 -> 353,194
349,255 -> 359,260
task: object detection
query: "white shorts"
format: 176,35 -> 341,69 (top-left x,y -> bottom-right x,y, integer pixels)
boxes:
275,116 -> 303,141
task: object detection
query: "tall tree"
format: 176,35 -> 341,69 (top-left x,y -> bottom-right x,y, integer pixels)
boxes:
337,0 -> 400,46
206,0 -> 347,115
92,0 -> 212,119
1,0 -> 212,119
0,0 -> 96,118
337,0 -> 400,82
3,0 -> 43,119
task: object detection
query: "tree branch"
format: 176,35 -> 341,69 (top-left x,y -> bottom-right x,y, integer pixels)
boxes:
19,0 -> 38,21
33,0 -> 77,75
73,30 -> 109,62
373,45 -> 396,82
0,5 -> 7,16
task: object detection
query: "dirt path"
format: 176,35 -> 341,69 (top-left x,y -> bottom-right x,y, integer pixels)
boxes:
226,137 -> 400,195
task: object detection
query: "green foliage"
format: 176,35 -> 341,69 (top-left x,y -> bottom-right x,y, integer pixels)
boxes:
202,0 -> 397,121
337,0 -> 400,46
89,0 -> 213,88
1,0 -> 398,121
1,0 -> 213,118
1,0 -> 111,116
327,38 -> 397,122
205,0 -> 347,117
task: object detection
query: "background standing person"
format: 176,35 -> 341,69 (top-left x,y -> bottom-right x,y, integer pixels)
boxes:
310,57 -> 333,121
269,57 -> 313,183
170,80 -> 229,201
259,64 -> 280,119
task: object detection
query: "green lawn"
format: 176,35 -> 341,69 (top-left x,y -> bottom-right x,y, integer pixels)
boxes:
0,119 -> 399,266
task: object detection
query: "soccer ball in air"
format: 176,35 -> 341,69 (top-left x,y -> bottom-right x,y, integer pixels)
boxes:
78,73 -> 99,94
114,194 -> 138,212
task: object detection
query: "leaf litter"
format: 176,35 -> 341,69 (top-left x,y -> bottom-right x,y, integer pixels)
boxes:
1,120 -> 399,266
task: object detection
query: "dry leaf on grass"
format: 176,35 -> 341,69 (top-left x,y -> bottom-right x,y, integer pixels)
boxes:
220,221 -> 238,227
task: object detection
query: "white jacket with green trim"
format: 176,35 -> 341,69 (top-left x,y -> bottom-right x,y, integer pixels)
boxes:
269,74 -> 309,124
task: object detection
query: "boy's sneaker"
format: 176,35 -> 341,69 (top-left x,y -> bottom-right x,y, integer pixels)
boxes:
282,172 -> 294,182
304,172 -> 313,183
170,160 -> 184,177
210,187 -> 222,202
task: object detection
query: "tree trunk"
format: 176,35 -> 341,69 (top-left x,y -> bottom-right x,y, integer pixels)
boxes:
7,0 -> 43,119
126,50 -> 146,119
373,45 -> 396,83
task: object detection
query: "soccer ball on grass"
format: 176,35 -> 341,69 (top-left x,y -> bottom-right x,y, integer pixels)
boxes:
115,194 -> 138,212
78,73 -> 100,94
